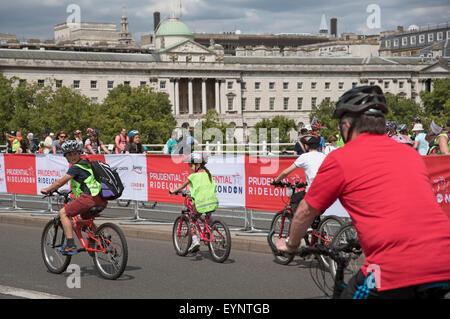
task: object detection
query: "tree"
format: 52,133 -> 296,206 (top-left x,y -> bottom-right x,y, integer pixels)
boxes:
99,85 -> 176,144
0,73 -> 15,143
309,98 -> 340,140
253,115 -> 297,144
384,94 -> 423,128
196,109 -> 233,144
420,77 -> 450,117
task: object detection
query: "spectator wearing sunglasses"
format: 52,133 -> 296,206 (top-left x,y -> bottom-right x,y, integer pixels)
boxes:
52,131 -> 68,154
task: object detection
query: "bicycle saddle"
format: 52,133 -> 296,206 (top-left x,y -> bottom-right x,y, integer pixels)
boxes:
90,206 -> 105,216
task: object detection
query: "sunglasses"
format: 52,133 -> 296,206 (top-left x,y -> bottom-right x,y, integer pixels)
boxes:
59,135 -> 67,138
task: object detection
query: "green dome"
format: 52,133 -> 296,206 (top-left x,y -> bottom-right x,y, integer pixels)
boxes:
155,18 -> 193,37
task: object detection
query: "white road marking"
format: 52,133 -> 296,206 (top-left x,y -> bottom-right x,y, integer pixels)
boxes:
0,284 -> 70,299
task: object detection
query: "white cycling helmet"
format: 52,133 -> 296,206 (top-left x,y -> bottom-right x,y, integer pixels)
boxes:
184,152 -> 208,164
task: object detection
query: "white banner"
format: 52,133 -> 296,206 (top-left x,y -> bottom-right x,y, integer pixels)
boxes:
0,154 -> 7,193
35,154 -> 70,195
105,154 -> 148,201
207,155 -> 246,208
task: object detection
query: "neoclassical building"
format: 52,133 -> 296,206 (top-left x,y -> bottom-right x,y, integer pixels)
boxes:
1,17 -> 449,142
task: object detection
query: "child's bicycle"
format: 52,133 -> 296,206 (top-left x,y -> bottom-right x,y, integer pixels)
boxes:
41,189 -> 128,280
172,190 -> 231,263
267,180 -> 343,267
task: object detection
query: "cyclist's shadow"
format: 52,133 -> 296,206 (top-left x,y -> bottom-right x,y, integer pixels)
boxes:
189,251 -> 235,264
64,265 -> 140,281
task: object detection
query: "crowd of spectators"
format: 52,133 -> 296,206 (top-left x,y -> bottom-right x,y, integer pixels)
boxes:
3,128 -> 148,155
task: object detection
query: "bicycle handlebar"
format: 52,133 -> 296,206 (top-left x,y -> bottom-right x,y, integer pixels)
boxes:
41,189 -> 72,199
297,239 -> 361,262
270,180 -> 307,189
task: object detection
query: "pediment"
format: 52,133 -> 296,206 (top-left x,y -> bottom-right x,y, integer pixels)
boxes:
420,62 -> 450,73
160,39 -> 216,55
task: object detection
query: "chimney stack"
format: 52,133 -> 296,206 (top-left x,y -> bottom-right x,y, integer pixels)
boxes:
154,12 -> 161,33
330,18 -> 337,38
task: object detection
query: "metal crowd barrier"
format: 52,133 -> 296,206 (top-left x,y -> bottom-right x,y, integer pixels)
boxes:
0,192 -> 275,234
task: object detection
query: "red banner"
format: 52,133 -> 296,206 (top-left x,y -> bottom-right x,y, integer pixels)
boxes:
146,155 -> 190,204
4,154 -> 37,195
245,156 -> 306,212
423,155 -> 450,218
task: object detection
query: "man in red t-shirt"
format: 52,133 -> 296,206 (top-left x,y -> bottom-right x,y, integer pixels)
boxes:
276,85 -> 450,299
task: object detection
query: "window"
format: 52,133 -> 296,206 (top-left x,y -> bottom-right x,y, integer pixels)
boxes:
394,39 -> 399,47
283,82 -> 289,90
227,97 -> 233,111
140,81 -> 147,86
269,97 -> 275,110
338,82 -> 344,89
107,81 -> 114,89
402,37 -> 407,46
269,82 -> 275,90
437,32 -> 443,41
160,80 -> 166,89
447,30 -> 450,39
124,81 -> 130,86
90,80 -> 97,89
255,97 -> 261,110
227,81 -> 233,89
241,82 -> 247,90
410,36 -> 416,45
311,82 -> 317,90
325,82 -> 331,90
55,80 -> 62,88
241,97 -> 246,110
255,82 -> 261,90
352,82 -> 357,88
297,97 -> 303,110
297,82 -> 303,90
311,97 -> 317,108
384,81 -> 389,89
73,80 -> 80,88
369,81 -> 375,86
38,79 -> 44,87
283,97 -> 289,110
399,81 -> 404,89
419,34 -> 425,43
428,33 -> 433,42
385,40 -> 391,48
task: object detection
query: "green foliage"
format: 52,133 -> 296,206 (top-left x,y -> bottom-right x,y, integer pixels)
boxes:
99,85 -> 176,144
253,115 -> 296,143
384,94 -> 423,128
0,74 -> 176,145
196,110 -> 233,144
420,77 -> 450,118
309,98 -> 340,140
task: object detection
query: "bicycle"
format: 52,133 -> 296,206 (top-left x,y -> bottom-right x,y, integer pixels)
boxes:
172,190 -> 231,263
41,189 -> 128,280
267,181 -> 343,266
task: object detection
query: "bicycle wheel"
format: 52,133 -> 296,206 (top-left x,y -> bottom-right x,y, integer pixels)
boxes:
329,222 -> 364,280
41,218 -> 71,274
315,215 -> 343,270
92,223 -> 128,280
268,211 -> 295,265
172,215 -> 192,256
207,220 -> 231,263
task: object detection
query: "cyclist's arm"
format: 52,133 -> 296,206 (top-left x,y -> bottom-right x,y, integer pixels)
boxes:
170,179 -> 190,194
100,143 -> 110,154
274,163 -> 297,183
40,174 -> 72,195
275,199 -> 320,253
438,135 -> 449,155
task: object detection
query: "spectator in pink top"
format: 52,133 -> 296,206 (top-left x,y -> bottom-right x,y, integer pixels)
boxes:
114,128 -> 129,154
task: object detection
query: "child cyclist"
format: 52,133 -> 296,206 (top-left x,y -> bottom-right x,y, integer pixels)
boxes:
40,140 -> 107,255
169,152 -> 219,253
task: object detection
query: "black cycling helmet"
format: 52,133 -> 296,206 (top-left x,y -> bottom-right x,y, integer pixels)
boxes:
62,140 -> 81,155
332,85 -> 388,119
300,135 -> 321,147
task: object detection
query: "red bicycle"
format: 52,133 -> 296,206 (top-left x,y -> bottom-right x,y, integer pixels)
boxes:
40,190 -> 128,280
172,190 -> 231,263
267,181 -> 343,266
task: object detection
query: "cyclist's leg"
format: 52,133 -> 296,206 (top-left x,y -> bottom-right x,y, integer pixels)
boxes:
340,270 -> 379,299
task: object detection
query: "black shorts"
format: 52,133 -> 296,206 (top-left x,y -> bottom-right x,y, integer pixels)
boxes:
340,270 -> 450,299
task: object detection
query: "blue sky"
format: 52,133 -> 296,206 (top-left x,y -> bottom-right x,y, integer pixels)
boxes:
0,0 -> 449,41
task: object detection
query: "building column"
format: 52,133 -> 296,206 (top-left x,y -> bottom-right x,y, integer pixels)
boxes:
202,78 -> 207,114
220,80 -> 226,115
215,79 -> 220,114
188,78 -> 193,115
174,78 -> 180,115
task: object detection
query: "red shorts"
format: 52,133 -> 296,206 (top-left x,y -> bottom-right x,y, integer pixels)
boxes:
65,193 -> 107,219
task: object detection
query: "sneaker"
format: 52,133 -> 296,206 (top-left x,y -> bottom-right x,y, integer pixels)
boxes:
188,239 -> 200,253
60,244 -> 78,256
